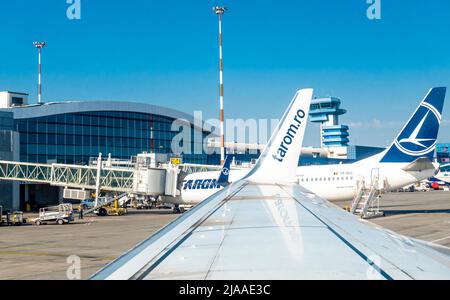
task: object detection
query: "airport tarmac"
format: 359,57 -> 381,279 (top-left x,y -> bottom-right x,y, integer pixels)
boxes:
368,190 -> 450,247
0,209 -> 178,280
335,190 -> 450,248
0,190 -> 449,280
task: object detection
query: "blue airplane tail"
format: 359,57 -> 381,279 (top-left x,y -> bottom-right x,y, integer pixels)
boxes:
380,87 -> 446,163
217,155 -> 233,186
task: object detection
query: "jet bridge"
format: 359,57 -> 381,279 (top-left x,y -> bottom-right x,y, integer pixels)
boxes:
0,155 -> 171,197
0,153 -> 230,210
0,160 -> 135,192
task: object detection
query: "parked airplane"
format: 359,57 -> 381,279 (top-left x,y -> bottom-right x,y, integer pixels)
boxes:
92,88 -> 450,280
297,87 -> 445,200
428,163 -> 450,189
161,87 -> 446,205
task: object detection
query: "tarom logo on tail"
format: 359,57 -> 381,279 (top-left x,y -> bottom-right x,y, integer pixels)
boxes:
380,87 -> 446,163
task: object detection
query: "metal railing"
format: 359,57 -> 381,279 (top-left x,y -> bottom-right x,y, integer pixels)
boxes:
0,160 -> 133,192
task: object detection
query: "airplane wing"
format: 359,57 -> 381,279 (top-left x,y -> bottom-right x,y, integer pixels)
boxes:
93,182 -> 450,280
91,88 -> 450,280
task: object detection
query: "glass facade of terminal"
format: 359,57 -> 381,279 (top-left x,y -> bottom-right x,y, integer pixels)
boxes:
346,145 -> 385,161
15,111 -> 210,165
0,111 -> 19,211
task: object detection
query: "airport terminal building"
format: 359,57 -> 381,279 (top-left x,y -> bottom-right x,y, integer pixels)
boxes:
7,101 -> 213,165
0,92 -> 217,210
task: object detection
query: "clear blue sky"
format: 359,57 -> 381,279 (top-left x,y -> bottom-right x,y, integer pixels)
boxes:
1,0 -> 450,147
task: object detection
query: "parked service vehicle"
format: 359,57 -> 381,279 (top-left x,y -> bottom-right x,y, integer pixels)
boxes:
414,185 -> 430,192
33,204 -> 74,225
399,185 -> 415,192
133,196 -> 155,210
0,206 -> 25,226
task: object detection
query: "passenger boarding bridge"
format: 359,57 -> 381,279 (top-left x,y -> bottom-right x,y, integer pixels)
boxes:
0,153 -> 226,206
0,159 -> 134,192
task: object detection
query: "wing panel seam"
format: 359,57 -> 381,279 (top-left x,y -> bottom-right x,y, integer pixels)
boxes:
280,185 -> 395,280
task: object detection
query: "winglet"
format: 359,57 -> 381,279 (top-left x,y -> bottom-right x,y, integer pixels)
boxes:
246,88 -> 313,183
217,155 -> 233,186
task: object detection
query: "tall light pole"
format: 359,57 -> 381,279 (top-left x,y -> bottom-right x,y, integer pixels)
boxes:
33,41 -> 46,104
213,6 -> 227,164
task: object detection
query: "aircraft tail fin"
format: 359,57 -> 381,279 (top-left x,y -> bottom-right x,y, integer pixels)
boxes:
246,88 -> 313,183
217,155 -> 233,186
380,87 -> 446,163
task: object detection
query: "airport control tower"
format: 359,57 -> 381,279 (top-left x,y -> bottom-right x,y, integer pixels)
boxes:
309,97 -> 349,148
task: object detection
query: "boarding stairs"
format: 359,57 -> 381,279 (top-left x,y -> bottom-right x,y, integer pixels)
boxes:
350,171 -> 385,219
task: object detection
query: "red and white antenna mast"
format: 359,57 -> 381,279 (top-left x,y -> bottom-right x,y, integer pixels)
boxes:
213,6 -> 227,164
33,41 -> 46,104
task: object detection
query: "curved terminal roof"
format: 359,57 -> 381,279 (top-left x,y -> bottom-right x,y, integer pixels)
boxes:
0,101 -> 215,134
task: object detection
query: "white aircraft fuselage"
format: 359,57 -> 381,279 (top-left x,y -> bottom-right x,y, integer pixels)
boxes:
296,154 -> 438,201
162,153 -> 438,205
